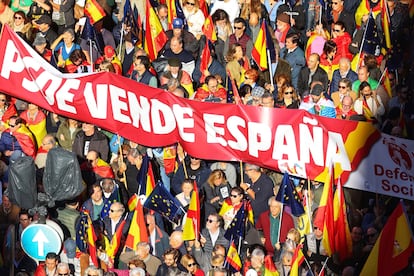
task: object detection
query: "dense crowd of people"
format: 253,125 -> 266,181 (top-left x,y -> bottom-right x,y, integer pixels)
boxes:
0,0 -> 414,275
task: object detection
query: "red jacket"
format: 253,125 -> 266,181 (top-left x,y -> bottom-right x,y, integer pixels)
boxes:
194,84 -> 227,102
256,210 -> 295,255
333,33 -> 353,61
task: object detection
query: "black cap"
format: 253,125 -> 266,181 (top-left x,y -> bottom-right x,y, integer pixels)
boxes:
36,15 -> 52,25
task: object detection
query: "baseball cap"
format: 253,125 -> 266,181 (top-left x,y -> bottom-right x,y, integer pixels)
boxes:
310,84 -> 324,96
251,86 -> 265,98
172,18 -> 183,29
35,15 -> 52,25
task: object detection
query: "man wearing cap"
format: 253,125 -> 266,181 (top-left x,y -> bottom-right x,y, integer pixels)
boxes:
299,83 -> 336,118
297,53 -> 329,97
33,33 -> 53,62
160,58 -> 194,97
34,14 -> 57,48
165,17 -> 199,58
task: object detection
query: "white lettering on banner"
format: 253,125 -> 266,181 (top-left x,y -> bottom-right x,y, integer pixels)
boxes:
84,83 -> 108,119
227,116 -> 247,151
204,113 -> 227,146
127,93 -> 151,130
273,125 -> 298,161
172,105 -> 195,142
109,85 -> 132,123
151,99 -> 176,134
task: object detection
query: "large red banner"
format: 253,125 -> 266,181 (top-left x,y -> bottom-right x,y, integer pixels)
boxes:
0,25 -> 381,183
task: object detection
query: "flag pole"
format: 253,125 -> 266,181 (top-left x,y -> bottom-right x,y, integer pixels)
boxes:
307,178 -> 313,231
277,199 -> 284,243
356,10 -> 371,72
377,67 -> 387,85
318,256 -> 330,276
118,23 -> 125,59
117,135 -> 128,190
89,39 -> 94,72
267,49 -> 274,88
240,161 -> 243,184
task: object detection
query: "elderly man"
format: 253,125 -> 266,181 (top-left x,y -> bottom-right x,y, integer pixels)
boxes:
256,198 -> 295,256
336,95 -> 358,120
56,262 -> 71,276
146,212 -> 169,259
81,150 -> 114,185
120,241 -> 162,276
35,134 -> 56,169
102,202 -> 129,241
330,58 -> 358,94
240,163 -> 275,222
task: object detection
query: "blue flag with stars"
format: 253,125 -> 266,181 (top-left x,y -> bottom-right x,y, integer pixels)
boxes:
144,181 -> 184,223
100,185 -> 120,219
276,172 -> 305,216
76,210 -> 91,252
224,201 -> 247,241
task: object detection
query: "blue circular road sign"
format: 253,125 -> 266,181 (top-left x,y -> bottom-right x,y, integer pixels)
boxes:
21,222 -> 63,261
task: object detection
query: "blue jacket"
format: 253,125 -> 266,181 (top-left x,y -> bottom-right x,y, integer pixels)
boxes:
0,131 -> 22,153
280,46 -> 306,89
330,69 -> 358,94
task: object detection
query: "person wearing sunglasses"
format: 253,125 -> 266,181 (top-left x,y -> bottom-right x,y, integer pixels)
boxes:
102,202 -> 129,241
329,0 -> 355,37
275,84 -> 300,109
181,254 -> 204,275
219,187 -> 253,230
331,78 -> 357,107
183,0 -> 205,38
331,21 -> 353,62
0,93 -> 17,132
11,11 -> 32,41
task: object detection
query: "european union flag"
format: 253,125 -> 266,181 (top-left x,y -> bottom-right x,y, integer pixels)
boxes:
76,211 -> 89,252
123,0 -> 140,44
100,185 -> 120,219
276,172 -> 305,216
144,181 -> 184,223
224,201 -> 247,241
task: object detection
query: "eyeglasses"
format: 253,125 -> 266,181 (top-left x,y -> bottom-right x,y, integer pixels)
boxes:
187,263 -> 197,267
333,29 -> 341,32
367,233 -> 377,238
110,209 -> 120,212
14,16 -> 23,19
234,26 -> 243,30
58,273 -> 69,276
339,85 -> 347,89
186,2 -> 195,5
206,219 -> 217,223
190,157 -> 199,160
331,2 -> 339,4
9,124 -> 16,127
284,91 -> 294,95
230,194 -> 240,198
87,159 -> 95,163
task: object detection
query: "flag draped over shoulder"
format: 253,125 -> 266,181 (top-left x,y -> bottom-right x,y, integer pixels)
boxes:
361,202 -> 414,275
84,0 -> 106,25
144,182 -> 184,223
125,198 -> 149,250
251,20 -> 275,71
276,172 -> 305,216
264,255 -> 279,275
76,210 -> 98,266
13,125 -> 36,158
182,181 -> 200,240
313,168 -> 335,256
224,201 -> 253,240
225,240 -> 242,273
144,0 -> 168,61
333,177 -> 352,262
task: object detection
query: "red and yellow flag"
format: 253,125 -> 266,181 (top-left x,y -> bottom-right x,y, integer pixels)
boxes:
380,0 -> 392,49
361,202 -> 414,275
333,177 -> 352,262
202,15 -> 217,42
182,181 -> 200,240
291,244 -> 305,275
166,0 -> 177,28
125,198 -> 149,250
382,68 -> 393,98
86,212 -> 99,267
225,240 -> 242,272
145,0 -> 168,61
199,39 -> 210,84
84,0 -> 106,25
251,20 -> 268,71
313,167 -> 335,256
106,218 -> 126,260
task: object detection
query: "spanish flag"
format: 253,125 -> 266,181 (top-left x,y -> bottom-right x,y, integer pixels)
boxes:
20,109 -> 47,148
13,124 -> 36,158
86,211 -> 99,267
225,241 -> 242,273
105,218 -> 127,261
125,198 -> 149,250
145,0 -> 168,61
360,202 -> 414,275
380,0 -> 391,49
382,68 -> 393,98
290,244 -> 305,275
252,20 -> 269,71
202,15 -> 217,42
182,181 -> 200,241
84,0 -> 106,25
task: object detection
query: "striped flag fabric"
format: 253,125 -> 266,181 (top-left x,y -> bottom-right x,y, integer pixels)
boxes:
106,218 -> 127,261
251,20 -> 275,71
313,167 -> 335,256
202,15 -> 217,42
76,210 -> 98,266
182,181 -> 200,240
290,243 -> 305,275
333,177 -> 352,262
84,0 -> 106,25
380,0 -> 392,49
275,172 -> 305,216
360,202 -> 414,275
125,198 -> 149,250
382,68 -> 393,98
144,0 -> 168,60
225,240 -> 242,273
199,39 -> 210,84
137,155 -> 156,199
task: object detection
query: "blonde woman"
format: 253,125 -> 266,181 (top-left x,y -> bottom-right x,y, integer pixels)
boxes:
181,254 -> 204,276
183,0 -> 205,38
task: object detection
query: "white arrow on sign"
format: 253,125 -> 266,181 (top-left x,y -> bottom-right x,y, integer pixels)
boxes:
32,229 -> 49,256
